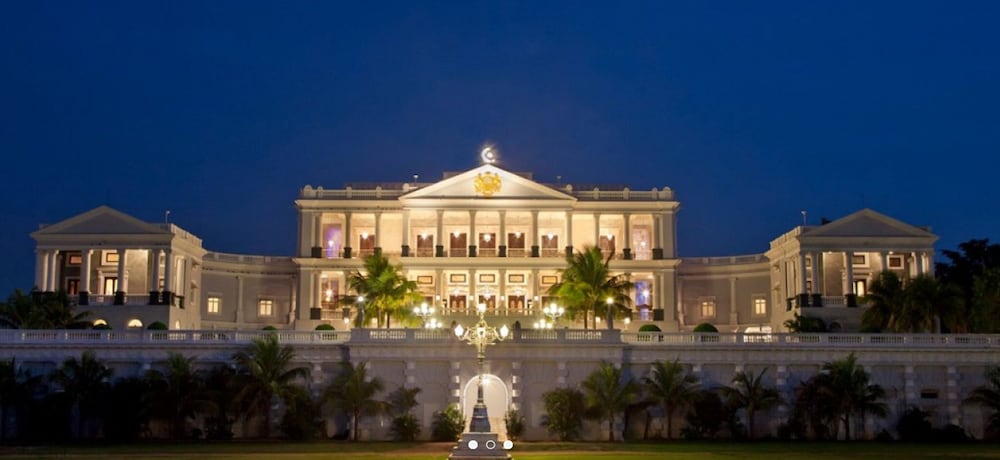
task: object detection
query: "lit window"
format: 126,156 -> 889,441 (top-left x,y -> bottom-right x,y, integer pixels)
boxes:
127,319 -> 143,328
852,254 -> 868,266
67,254 -> 82,265
700,298 -> 716,318
888,255 -> 904,269
207,296 -> 221,314
753,297 -> 767,316
258,299 -> 274,317
854,280 -> 867,297
105,251 -> 120,264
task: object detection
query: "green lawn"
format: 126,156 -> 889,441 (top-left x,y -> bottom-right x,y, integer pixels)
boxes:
3,441 -> 999,460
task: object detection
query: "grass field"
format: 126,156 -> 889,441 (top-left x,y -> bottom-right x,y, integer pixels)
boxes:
3,441 -> 1000,460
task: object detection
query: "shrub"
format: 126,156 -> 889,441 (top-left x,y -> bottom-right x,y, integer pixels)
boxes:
315,324 -> 335,331
431,405 -> 465,441
147,321 -> 167,330
541,387 -> 585,441
262,325 -> 277,331
897,406 -> 933,441
504,409 -> 525,441
638,324 -> 661,332
390,413 -> 421,441
693,323 -> 718,333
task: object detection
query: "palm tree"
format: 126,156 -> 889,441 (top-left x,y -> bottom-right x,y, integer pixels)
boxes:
232,334 -> 309,438
964,366 -> 1000,439
643,359 -> 699,439
49,351 -> 113,439
323,361 -> 385,441
722,368 -> 780,440
549,246 -> 634,329
581,361 -> 640,441
0,358 -> 38,442
862,271 -> 904,332
146,353 -> 209,439
0,289 -> 91,329
902,275 -> 963,333
816,353 -> 887,440
345,254 -> 423,328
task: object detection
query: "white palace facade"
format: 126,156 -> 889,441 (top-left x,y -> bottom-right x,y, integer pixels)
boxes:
30,161 -> 939,333
21,159 -> 1000,441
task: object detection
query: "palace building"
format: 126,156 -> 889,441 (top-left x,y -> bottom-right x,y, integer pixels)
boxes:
30,158 -> 938,333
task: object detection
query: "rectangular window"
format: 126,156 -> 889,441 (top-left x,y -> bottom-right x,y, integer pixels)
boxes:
104,251 -> 120,264
699,298 -> 716,318
541,233 -> 559,257
449,232 -> 468,257
67,254 -> 83,265
258,299 -> 273,317
479,233 -> 496,257
541,275 -> 559,285
753,297 -> 767,316
888,255 -> 904,269
416,233 -> 434,257
207,296 -> 221,314
66,279 -> 80,296
852,253 -> 868,267
507,232 -> 526,257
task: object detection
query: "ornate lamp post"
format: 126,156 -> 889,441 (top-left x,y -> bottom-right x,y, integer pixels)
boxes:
450,303 -> 513,459
413,301 -> 435,327
356,295 -> 366,328
542,302 -> 564,324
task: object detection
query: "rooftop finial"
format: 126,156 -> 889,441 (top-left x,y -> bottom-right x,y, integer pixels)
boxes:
480,143 -> 497,165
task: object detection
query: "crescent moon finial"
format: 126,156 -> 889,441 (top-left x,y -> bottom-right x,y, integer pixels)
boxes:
480,144 -> 497,164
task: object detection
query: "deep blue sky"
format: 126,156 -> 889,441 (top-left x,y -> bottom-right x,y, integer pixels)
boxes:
2,1 -> 999,292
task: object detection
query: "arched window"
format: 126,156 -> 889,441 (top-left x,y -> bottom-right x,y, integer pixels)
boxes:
93,319 -> 108,327
127,318 -> 143,328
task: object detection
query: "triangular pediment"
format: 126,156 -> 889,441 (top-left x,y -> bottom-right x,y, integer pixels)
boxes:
802,209 -> 935,239
31,206 -> 168,238
401,165 -> 575,202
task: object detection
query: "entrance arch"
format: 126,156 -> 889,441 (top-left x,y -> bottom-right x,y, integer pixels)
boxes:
460,373 -> 510,439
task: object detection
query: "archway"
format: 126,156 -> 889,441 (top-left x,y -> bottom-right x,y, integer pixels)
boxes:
461,373 -> 510,439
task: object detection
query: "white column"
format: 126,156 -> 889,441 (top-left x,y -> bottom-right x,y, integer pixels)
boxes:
149,250 -> 160,293
729,276 -> 738,326
499,268 -> 507,314
530,210 -> 539,255
593,213 -> 601,248
401,210 -> 410,254
667,211 -> 678,258
565,210 -> 573,250
659,213 -> 669,256
117,248 -> 128,293
374,212 -> 383,249
925,252 -> 935,277
235,275 -> 244,324
164,250 -> 174,294
879,251 -> 889,271
810,252 -> 820,294
35,250 -> 47,291
844,251 -> 855,295
798,254 -> 808,294
469,210 -> 477,253
469,269 -> 477,305
652,214 -> 662,254
498,211 -> 507,249
623,213 -> 631,257
914,251 -> 925,275
47,250 -> 60,291
344,212 -> 353,254
313,212 -> 322,249
81,250 -> 93,294
436,210 -> 444,254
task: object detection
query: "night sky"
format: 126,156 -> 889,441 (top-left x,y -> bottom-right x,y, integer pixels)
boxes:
2,1 -> 999,292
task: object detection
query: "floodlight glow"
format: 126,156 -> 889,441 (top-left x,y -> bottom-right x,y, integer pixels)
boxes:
503,440 -> 514,449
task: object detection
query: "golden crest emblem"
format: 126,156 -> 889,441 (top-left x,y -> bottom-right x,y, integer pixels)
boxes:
474,172 -> 502,197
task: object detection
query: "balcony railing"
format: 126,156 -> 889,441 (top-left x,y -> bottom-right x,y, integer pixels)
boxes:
4,330 -> 997,349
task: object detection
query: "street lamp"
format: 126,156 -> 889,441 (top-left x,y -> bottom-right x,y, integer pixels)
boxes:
413,301 -> 435,327
453,303 -> 510,433
533,318 -> 553,329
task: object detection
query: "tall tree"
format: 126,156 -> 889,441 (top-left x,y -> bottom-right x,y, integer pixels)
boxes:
541,387 -> 586,441
643,359 -> 699,439
900,275 -> 962,333
964,366 -> 1000,439
49,351 -> 113,439
203,365 -> 240,440
815,353 -> 887,440
232,335 -> 309,438
548,246 -> 633,329
345,254 -> 423,328
937,239 -> 1000,333
581,361 -> 640,441
722,368 -> 780,440
145,353 -> 209,439
0,358 -> 38,442
323,361 -> 385,441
